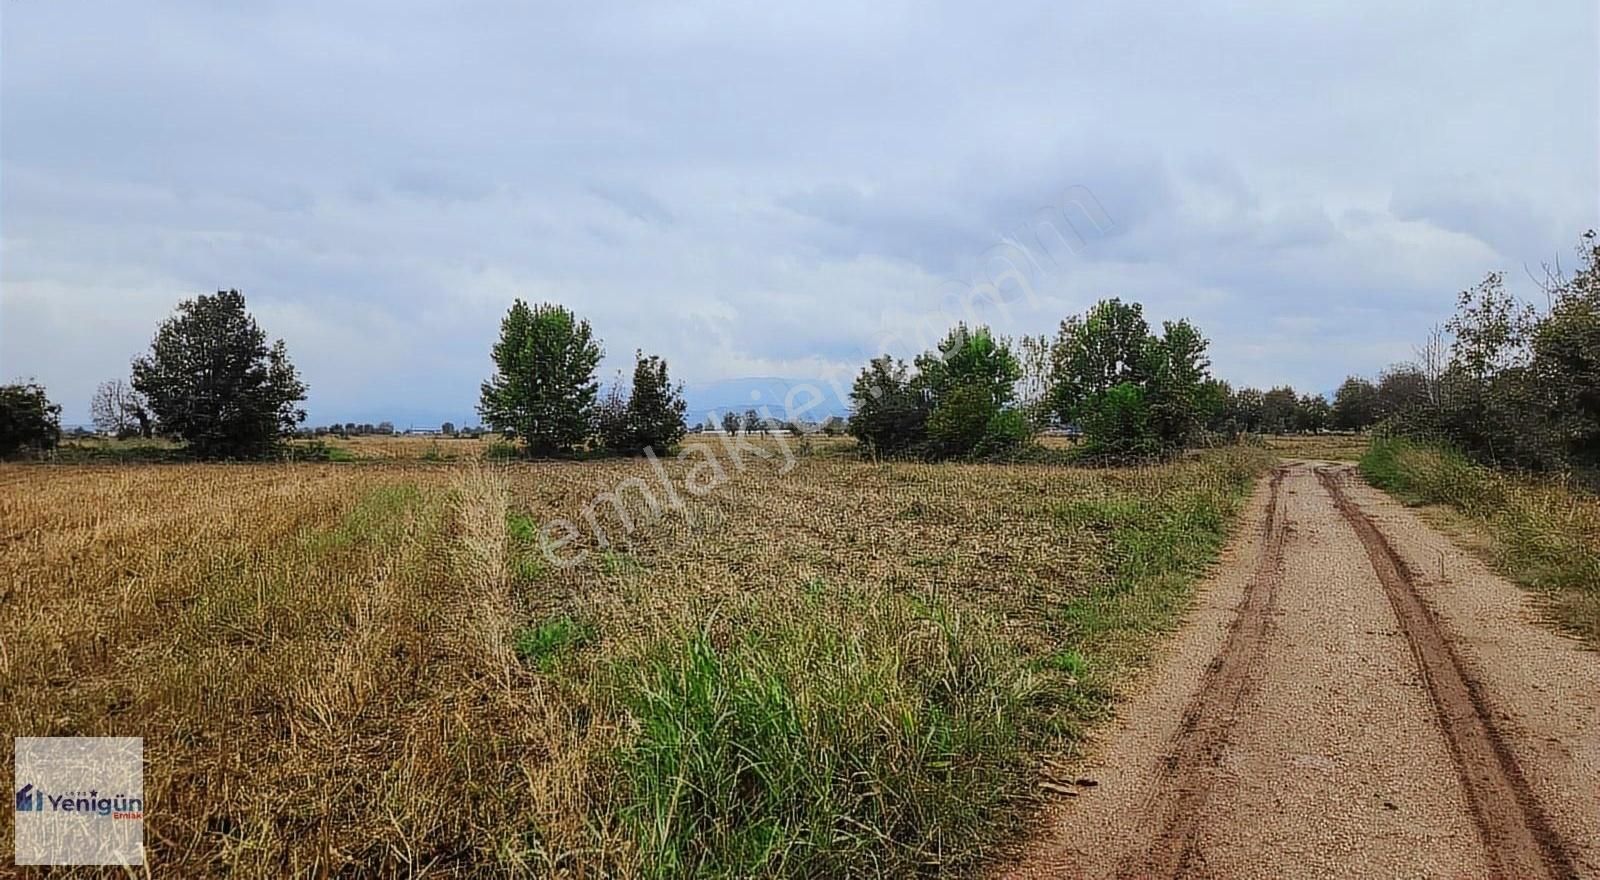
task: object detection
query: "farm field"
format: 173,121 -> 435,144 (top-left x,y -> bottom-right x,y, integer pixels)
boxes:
0,445 -> 1271,876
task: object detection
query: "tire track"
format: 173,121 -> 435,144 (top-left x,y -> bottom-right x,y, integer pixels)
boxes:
1317,465 -> 1579,880
1119,466 -> 1288,878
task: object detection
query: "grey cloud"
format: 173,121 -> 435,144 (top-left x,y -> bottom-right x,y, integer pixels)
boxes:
2,1 -> 1595,426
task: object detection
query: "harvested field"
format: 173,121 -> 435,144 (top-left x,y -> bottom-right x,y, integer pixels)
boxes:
0,446 -> 1270,876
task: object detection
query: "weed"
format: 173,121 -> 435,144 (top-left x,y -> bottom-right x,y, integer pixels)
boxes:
514,616 -> 596,671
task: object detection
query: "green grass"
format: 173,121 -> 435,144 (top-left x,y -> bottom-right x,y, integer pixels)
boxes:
302,483 -> 425,554
611,587 -> 1035,879
1045,464 -> 1255,730
514,616 -> 596,671
1361,438 -> 1600,644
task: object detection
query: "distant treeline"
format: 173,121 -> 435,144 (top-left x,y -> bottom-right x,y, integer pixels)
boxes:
4,230 -> 1595,470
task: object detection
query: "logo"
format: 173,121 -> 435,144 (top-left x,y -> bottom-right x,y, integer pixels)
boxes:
13,783 -> 143,818
13,737 -> 144,866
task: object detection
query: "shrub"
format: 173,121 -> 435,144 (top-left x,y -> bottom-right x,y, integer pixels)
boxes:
0,382 -> 62,458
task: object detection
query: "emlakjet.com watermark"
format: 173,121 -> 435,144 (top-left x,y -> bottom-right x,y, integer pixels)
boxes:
14,737 -> 144,866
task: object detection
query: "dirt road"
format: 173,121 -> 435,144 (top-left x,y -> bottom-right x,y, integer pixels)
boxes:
1005,461 -> 1599,879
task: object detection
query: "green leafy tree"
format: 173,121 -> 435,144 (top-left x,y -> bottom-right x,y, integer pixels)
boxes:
848,356 -> 929,455
131,289 -> 307,459
1374,366 -> 1430,423
1295,394 -> 1331,433
721,411 -> 740,435
913,324 -> 1025,457
1331,377 -> 1379,431
1260,386 -> 1299,434
742,409 -> 761,435
1197,378 -> 1233,432
0,381 -> 62,458
1531,231 -> 1600,468
623,351 -> 688,453
1050,299 -> 1213,455
1230,386 -> 1266,433
479,301 -> 602,456
1049,299 -> 1153,422
1145,319 -> 1212,447
594,374 -> 632,451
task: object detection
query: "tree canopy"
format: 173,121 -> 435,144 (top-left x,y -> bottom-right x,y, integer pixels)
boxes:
131,289 -> 307,459
479,301 -> 602,456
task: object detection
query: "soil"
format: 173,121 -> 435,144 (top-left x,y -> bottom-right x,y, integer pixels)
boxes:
1001,461 -> 1598,879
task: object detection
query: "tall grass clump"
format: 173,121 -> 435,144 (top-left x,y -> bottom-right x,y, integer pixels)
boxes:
609,586 -> 1038,878
1362,438 -> 1600,643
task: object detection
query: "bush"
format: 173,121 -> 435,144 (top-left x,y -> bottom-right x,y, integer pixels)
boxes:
1077,382 -> 1157,458
0,382 -> 62,458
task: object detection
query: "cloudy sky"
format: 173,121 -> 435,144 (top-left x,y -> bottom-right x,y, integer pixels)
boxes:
3,2 -> 1596,426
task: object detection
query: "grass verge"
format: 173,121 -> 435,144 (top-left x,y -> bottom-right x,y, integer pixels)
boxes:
1361,438 -> 1600,644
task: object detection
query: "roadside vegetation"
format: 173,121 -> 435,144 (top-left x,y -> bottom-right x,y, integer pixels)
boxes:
0,444 -> 1270,876
1361,439 -> 1600,645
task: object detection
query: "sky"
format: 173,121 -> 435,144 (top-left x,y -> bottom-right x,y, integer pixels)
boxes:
3,1 -> 1597,427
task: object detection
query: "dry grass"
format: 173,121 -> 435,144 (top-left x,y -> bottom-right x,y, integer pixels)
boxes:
1262,432 -> 1368,462
1361,439 -> 1600,645
0,444 -> 1271,876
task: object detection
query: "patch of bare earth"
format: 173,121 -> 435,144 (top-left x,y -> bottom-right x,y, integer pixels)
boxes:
1002,461 -> 1597,879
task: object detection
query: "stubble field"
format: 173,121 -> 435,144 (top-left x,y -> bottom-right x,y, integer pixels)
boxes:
1,440 -> 1271,877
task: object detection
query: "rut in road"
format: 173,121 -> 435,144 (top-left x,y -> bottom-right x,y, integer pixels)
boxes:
1317,466 -> 1578,880
1120,466 -> 1288,878
1002,461 -> 1590,880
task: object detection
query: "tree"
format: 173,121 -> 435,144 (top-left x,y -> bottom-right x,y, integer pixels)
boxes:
1374,366 -> 1430,422
1145,319 -> 1212,447
603,351 -> 687,454
1529,231 -> 1600,468
1197,378 -> 1232,432
742,409 -> 760,435
848,356 -> 929,455
0,382 -> 62,458
131,289 -> 307,459
913,324 -> 1026,456
594,379 -> 632,452
1050,299 -> 1213,455
1014,332 -> 1055,428
90,379 -> 152,439
1049,299 -> 1153,422
1331,377 -> 1379,431
441,421 -> 456,436
479,301 -> 602,456
721,411 -> 740,435
1260,386 -> 1299,434
1230,386 -> 1266,433
1295,394 -> 1331,433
